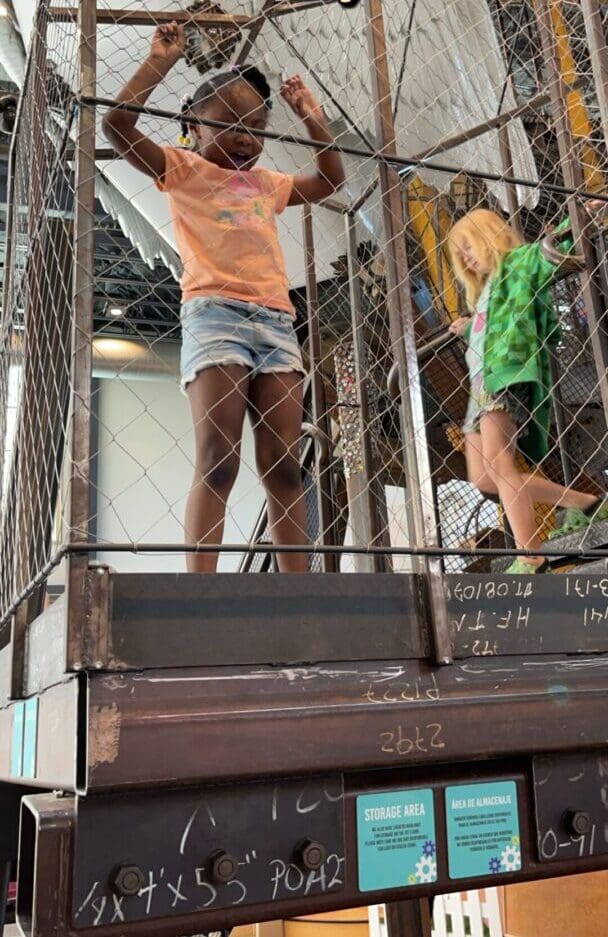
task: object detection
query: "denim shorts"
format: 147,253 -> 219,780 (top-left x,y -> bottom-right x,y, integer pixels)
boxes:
462,383 -> 531,440
180,296 -> 305,390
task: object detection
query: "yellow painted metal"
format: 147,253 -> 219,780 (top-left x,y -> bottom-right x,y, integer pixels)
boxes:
548,0 -> 604,191
406,175 -> 460,320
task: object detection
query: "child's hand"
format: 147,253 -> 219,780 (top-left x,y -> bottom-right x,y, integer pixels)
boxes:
449,316 -> 470,337
585,198 -> 608,218
149,22 -> 184,66
280,75 -> 324,121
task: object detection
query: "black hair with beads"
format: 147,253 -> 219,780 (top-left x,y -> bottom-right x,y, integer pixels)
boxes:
179,65 -> 272,144
193,65 -> 272,112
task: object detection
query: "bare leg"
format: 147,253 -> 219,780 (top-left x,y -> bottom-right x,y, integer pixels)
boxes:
465,433 -> 499,495
479,411 -> 543,559
185,365 -> 249,572
465,433 -> 597,509
249,371 -> 308,572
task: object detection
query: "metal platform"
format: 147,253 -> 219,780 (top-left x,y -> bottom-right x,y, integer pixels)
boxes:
1,570 -> 608,936
6,568 -> 608,703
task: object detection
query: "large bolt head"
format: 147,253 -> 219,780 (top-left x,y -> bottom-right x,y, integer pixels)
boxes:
294,838 -> 327,872
208,850 -> 238,885
111,865 -> 145,897
563,808 -> 591,836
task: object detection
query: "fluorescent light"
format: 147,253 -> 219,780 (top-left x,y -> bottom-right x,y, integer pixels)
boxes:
108,306 -> 125,317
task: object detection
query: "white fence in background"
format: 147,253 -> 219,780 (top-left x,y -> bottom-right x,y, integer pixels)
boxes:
368,889 -> 504,937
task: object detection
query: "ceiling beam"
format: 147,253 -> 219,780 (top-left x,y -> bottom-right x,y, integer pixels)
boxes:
50,2 -> 336,29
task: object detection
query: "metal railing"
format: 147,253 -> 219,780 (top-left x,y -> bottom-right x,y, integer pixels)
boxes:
2,0 -> 608,692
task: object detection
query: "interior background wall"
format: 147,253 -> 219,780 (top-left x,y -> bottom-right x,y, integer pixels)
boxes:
94,374 -> 264,572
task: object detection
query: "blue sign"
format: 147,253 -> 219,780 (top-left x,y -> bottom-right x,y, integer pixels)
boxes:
446,781 -> 521,879
10,701 -> 25,777
357,788 -> 437,892
22,697 -> 38,780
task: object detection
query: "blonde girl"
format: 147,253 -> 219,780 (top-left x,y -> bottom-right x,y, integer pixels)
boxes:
448,207 -> 607,573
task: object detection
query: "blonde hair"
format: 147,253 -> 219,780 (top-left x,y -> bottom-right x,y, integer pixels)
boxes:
447,208 -> 523,309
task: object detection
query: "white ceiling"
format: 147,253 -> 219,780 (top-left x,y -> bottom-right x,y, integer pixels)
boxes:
5,0 -> 538,287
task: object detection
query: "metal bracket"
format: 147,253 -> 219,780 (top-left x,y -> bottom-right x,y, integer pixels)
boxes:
540,224 -> 585,275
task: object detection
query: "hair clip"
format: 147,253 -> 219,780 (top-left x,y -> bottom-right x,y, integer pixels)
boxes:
179,95 -> 193,146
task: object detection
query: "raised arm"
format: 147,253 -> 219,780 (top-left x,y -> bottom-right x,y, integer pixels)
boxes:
280,76 -> 345,206
102,22 -> 184,180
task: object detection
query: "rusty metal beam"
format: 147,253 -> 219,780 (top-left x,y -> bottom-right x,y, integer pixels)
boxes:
302,207 -> 338,571
363,0 -> 451,665
18,569 -> 608,686
65,0 -> 98,671
85,653 -> 608,789
13,762 -> 608,936
535,0 -> 608,421
234,0 -> 277,66
386,900 -> 433,937
51,1 -> 339,28
51,8 -> 249,27
343,212 -> 387,572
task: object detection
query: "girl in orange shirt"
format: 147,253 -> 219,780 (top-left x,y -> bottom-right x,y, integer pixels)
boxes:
104,23 -> 345,572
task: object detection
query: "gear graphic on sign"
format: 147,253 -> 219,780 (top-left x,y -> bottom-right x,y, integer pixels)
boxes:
500,844 -> 521,872
488,856 -> 501,874
415,857 -> 437,883
422,840 -> 436,858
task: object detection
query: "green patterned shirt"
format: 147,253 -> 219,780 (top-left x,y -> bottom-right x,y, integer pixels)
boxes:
476,222 -> 572,462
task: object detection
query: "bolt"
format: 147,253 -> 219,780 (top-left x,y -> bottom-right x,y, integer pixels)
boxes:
208,850 -> 238,885
294,838 -> 327,872
562,808 -> 591,836
111,865 -> 145,897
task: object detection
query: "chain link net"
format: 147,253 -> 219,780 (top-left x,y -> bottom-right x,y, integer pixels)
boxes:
1,0 -> 608,620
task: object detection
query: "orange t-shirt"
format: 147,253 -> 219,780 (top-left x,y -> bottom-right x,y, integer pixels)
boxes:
156,146 -> 295,314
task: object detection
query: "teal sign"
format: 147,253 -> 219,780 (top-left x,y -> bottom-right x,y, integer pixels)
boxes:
22,697 -> 38,780
446,781 -> 521,879
10,701 -> 25,777
357,788 -> 437,892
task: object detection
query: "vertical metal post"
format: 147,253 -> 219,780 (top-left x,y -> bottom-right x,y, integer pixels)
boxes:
65,0 -> 97,668
20,1 -> 50,538
498,124 -> 522,236
0,859 -> 10,937
549,351 -> 573,486
0,47 -> 28,628
385,899 -> 433,937
344,211 -> 386,572
7,0 -> 51,698
535,0 -> 608,423
302,206 -> 337,572
0,30 -> 31,416
364,0 -> 451,664
580,0 -> 608,151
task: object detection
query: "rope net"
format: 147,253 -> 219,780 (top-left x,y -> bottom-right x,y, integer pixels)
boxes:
1,0 -> 608,621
